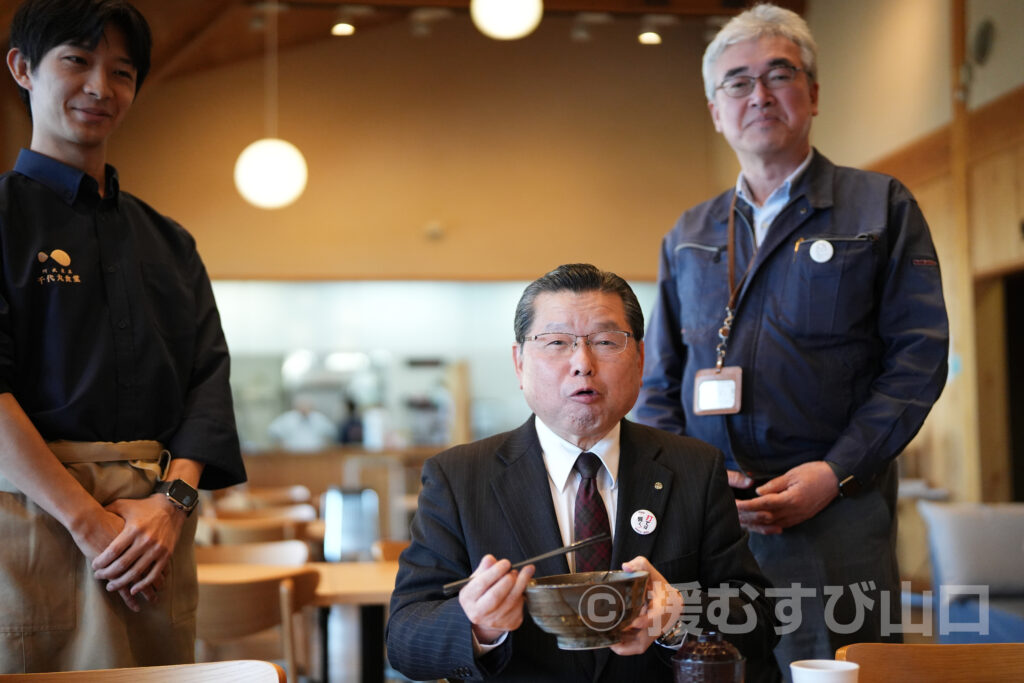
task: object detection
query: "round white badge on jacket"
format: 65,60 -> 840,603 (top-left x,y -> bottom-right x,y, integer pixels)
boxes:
809,239 -> 834,263
631,509 -> 657,535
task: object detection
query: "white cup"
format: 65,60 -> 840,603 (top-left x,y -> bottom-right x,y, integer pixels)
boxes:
790,659 -> 859,683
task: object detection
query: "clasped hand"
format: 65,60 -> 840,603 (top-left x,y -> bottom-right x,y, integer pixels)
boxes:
729,461 -> 839,534
86,494 -> 184,612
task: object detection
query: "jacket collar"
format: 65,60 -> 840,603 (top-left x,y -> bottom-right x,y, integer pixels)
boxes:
710,148 -> 835,224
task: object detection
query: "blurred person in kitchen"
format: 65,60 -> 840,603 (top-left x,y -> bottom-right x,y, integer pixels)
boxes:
267,393 -> 337,452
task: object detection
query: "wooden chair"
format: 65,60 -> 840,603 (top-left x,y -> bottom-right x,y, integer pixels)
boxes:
215,503 -> 318,521
835,642 -> 1024,682
217,485 -> 312,511
0,660 -> 285,682
196,539 -> 309,565
371,539 -> 410,562
197,567 -> 319,683
203,516 -> 311,544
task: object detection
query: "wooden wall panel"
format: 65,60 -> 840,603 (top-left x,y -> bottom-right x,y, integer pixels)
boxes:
907,175 -> 971,501
974,278 -> 1012,501
970,149 -> 1024,276
869,84 -> 1024,503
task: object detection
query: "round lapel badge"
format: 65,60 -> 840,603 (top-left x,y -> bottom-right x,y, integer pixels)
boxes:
631,509 -> 657,535
809,239 -> 834,263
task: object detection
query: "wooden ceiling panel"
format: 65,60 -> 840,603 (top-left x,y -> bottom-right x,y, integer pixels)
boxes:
2,0 -> 806,85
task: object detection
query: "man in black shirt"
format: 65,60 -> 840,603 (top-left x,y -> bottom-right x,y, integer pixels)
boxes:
0,0 -> 245,671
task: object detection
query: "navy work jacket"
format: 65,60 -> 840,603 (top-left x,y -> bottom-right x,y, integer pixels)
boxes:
635,151 -> 949,486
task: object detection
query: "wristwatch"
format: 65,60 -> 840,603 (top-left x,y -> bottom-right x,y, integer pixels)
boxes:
154,479 -> 199,516
825,461 -> 863,499
837,474 -> 863,498
655,614 -> 689,648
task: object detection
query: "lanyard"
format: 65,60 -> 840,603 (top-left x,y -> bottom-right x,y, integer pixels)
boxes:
715,193 -> 756,370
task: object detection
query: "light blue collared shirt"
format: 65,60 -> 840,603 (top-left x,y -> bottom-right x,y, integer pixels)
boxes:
735,149 -> 814,247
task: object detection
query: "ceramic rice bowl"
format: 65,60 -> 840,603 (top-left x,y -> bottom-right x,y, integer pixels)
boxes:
524,570 -> 649,650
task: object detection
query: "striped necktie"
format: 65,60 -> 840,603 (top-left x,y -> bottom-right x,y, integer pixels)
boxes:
573,452 -> 612,572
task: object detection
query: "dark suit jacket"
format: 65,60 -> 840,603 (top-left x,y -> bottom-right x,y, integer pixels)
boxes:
386,417 -> 779,682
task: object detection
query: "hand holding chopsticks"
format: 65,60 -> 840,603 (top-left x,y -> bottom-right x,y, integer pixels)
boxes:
442,533 -> 611,596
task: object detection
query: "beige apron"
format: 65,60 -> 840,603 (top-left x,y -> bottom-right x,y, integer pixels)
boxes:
0,441 -> 198,673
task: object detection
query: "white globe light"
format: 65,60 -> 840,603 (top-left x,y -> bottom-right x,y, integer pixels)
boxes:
470,0 -> 543,41
234,138 -> 308,209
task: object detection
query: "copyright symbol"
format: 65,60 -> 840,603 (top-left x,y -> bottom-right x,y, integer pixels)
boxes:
578,584 -> 625,632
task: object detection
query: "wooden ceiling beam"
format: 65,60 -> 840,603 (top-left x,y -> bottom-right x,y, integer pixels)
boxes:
251,0 -> 806,18
143,0 -> 241,89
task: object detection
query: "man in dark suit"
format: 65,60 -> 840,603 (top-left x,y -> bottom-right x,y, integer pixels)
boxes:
387,263 -> 779,682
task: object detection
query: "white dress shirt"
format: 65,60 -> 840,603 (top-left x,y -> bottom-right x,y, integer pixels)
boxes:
535,417 -> 620,572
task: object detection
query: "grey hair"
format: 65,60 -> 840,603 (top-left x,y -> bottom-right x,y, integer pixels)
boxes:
513,263 -> 644,345
701,3 -> 817,101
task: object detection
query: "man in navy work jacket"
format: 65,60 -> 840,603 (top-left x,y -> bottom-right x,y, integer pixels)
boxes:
634,4 -> 949,678
0,0 -> 244,671
387,263 -> 780,682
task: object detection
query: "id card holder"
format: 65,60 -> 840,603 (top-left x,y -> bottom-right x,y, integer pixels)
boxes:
693,366 -> 742,415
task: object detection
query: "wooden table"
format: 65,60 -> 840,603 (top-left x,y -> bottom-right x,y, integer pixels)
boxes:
198,561 -> 399,683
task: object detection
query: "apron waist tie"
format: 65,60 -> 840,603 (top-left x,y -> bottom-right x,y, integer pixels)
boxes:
47,439 -> 166,464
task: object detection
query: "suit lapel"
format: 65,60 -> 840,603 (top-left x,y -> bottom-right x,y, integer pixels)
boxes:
490,417 -> 570,576
611,421 -> 674,568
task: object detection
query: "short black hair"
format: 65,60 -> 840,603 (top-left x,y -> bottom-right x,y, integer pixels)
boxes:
514,263 -> 644,344
8,0 -> 152,112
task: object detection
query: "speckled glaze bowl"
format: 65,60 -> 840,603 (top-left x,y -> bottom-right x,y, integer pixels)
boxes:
524,570 -> 649,650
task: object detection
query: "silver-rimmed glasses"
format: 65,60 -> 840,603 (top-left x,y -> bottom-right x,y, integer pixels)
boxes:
716,64 -> 806,98
525,331 -> 633,357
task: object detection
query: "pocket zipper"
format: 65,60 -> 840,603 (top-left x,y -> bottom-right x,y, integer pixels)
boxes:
793,233 -> 877,253
674,242 -> 725,262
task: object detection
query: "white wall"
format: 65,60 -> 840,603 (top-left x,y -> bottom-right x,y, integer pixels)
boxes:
967,0 -> 1024,109
807,0 -> 952,168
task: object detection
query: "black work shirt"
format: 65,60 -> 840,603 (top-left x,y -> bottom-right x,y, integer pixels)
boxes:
0,149 -> 244,489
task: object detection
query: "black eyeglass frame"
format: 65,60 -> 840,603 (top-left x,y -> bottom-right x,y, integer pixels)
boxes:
715,64 -> 809,98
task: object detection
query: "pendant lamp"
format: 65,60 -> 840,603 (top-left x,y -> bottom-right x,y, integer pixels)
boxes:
234,0 -> 308,210
470,0 -> 543,41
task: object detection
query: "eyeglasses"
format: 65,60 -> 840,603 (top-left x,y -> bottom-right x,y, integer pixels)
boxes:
716,64 -> 806,99
525,331 -> 633,357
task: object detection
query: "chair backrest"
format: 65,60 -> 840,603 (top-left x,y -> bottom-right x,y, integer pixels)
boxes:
321,487 -> 379,562
196,540 -> 309,565
216,503 -> 318,521
836,642 -> 1024,682
205,516 -> 310,544
0,660 -> 285,682
371,539 -> 410,562
217,485 -> 312,510
917,500 -> 1024,642
198,567 -> 319,683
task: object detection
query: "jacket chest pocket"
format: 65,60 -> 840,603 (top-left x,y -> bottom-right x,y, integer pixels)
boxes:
673,243 -> 729,347
778,234 -> 880,338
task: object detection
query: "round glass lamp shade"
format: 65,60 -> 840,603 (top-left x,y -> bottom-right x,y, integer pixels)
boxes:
234,138 -> 308,209
470,0 -> 543,41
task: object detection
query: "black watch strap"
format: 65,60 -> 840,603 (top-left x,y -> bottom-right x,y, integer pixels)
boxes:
837,474 -> 863,498
155,479 -> 199,516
